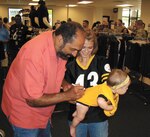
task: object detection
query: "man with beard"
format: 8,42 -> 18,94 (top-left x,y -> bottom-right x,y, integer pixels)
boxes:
2,22 -> 85,137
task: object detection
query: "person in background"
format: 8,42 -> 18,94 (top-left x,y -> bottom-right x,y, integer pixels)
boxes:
134,20 -> 148,40
2,21 -> 85,137
70,69 -> 131,137
128,21 -> 135,32
0,17 -> 9,47
92,21 -> 101,36
61,20 -> 67,25
2,17 -> 10,54
99,20 -> 109,32
29,5 -> 39,28
55,20 -> 61,29
8,14 -> 28,66
36,0 -> 51,29
0,17 -> 9,70
121,28 -> 129,34
114,19 -> 125,33
82,20 -> 90,32
62,30 -> 111,137
52,20 -> 61,30
67,18 -> 72,23
9,16 -> 15,27
3,17 -> 10,30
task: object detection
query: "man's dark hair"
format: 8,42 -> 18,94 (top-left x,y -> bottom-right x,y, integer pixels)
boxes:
15,14 -> 21,19
136,20 -> 144,26
54,21 -> 84,45
11,16 -> 15,21
118,19 -> 122,24
38,0 -> 45,5
31,5 -> 35,10
3,17 -> 8,23
83,20 -> 89,25
14,14 -> 22,24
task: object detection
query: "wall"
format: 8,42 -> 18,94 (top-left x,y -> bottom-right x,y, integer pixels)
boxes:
103,9 -> 114,19
0,5 -> 9,18
93,8 -> 103,23
67,7 -> 94,26
51,6 -> 68,24
141,0 -> 150,29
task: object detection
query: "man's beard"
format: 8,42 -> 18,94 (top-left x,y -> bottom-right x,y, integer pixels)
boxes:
57,51 -> 71,60
57,44 -> 73,60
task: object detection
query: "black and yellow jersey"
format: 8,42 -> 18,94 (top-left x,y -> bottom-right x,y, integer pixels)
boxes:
65,55 -> 111,123
65,55 -> 110,88
77,83 -> 119,117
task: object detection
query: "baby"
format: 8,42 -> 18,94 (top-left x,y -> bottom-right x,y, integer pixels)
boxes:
70,69 -> 131,137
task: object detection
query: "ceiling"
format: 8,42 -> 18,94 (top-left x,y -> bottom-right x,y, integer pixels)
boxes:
0,0 -> 142,9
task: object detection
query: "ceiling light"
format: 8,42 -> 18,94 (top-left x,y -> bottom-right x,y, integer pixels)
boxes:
32,0 -> 39,1
28,2 -> 38,5
66,4 -> 78,7
77,1 -> 93,4
116,4 -> 133,7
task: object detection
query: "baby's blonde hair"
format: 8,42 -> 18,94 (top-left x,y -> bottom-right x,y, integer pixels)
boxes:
107,69 -> 129,89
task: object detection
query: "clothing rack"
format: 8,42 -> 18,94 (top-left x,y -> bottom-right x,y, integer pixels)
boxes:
97,34 -> 124,69
125,40 -> 150,105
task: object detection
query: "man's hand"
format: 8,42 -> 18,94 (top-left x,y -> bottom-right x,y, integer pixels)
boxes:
26,84 -> 85,107
61,80 -> 72,92
64,85 -> 85,101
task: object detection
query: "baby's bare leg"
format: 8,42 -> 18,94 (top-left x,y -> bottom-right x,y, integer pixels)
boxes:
70,103 -> 89,137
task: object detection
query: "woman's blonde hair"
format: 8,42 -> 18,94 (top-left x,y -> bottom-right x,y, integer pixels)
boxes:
85,30 -> 98,55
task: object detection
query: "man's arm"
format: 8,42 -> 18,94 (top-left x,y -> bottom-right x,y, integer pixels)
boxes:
43,17 -> 51,29
34,17 -> 39,27
26,85 -> 85,107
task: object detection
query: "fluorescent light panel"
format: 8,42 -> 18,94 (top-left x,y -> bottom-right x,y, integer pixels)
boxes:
66,4 -> 78,7
77,1 -> 93,4
116,4 -> 133,7
28,2 -> 38,5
